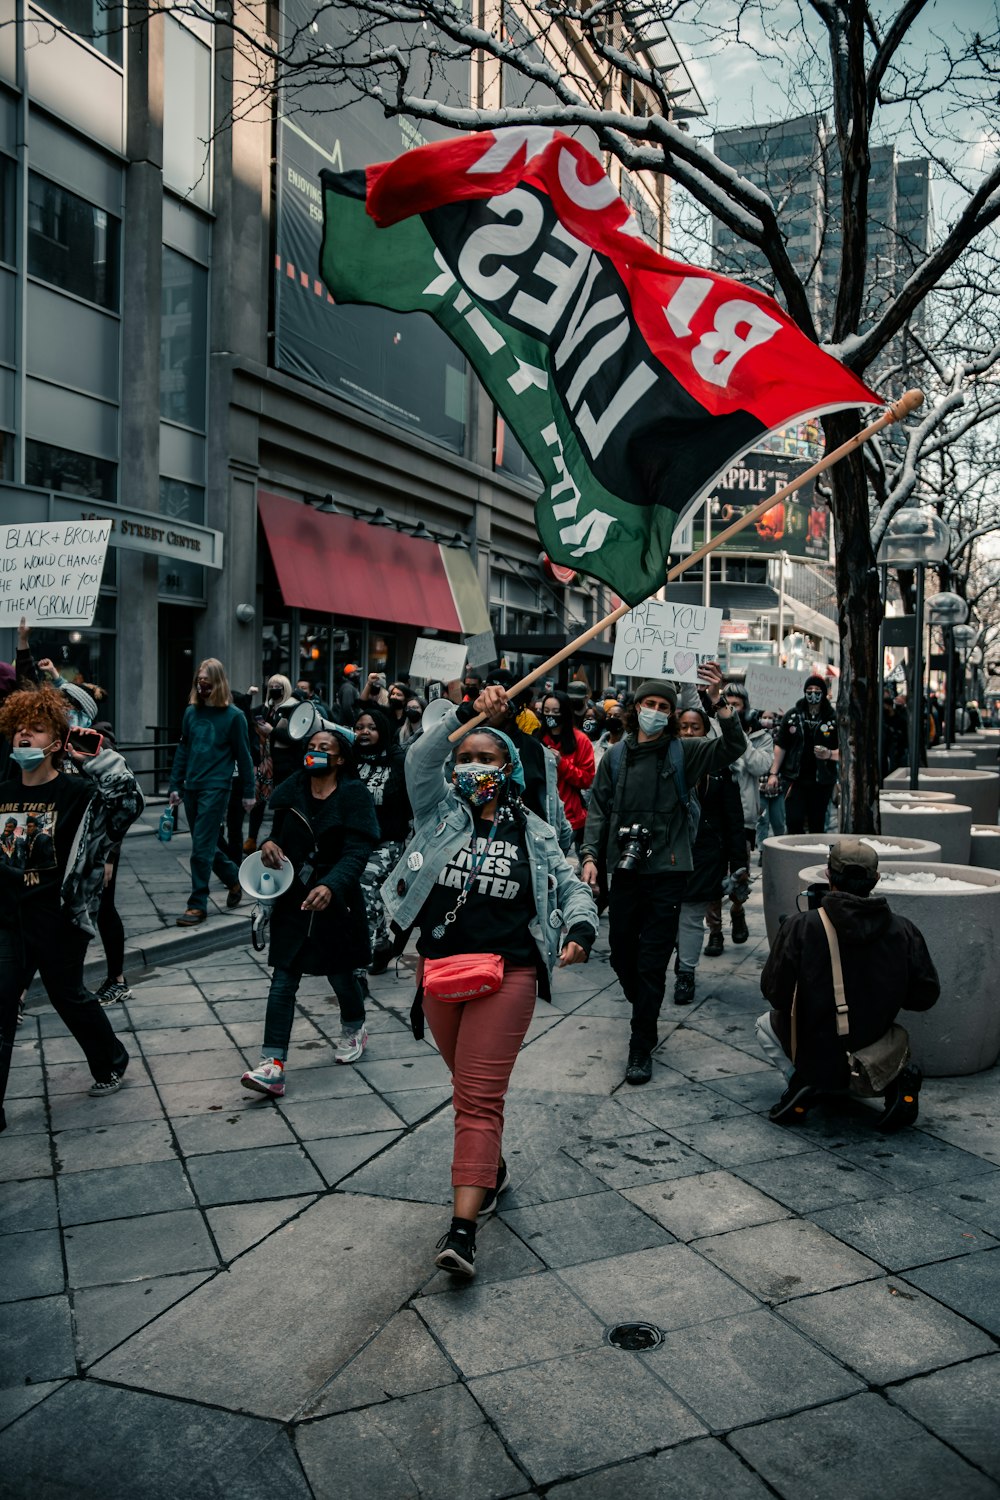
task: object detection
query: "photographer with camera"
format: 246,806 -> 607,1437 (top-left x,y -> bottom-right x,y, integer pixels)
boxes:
580,665 -> 746,1084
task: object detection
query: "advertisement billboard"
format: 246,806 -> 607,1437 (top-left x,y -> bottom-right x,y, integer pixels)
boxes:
678,451 -> 831,562
273,0 -> 468,452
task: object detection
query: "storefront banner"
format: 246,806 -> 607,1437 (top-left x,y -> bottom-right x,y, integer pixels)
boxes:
409,637 -> 469,682
744,664 -> 810,715
679,452 -> 831,562
1,519 -> 112,626
612,598 -> 723,683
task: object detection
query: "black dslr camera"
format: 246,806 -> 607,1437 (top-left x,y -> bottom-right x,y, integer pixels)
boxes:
617,823 -> 651,872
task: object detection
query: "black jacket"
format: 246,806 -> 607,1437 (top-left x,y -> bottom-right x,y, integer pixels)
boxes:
760,891 -> 940,1090
775,699 -> 838,784
354,744 -> 411,843
684,770 -> 747,905
266,772 -> 379,974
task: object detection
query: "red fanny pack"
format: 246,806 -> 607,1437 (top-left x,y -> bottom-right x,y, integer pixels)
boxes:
422,954 -> 505,1003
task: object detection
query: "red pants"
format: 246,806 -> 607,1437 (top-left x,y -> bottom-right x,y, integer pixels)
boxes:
422,963 -> 537,1188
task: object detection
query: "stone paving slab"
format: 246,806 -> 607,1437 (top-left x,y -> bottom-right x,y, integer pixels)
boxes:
73,1270 -> 215,1365
889,1356 -> 1000,1482
810,1191 -> 999,1269
729,1391 -> 1000,1500
621,1168 -> 790,1241
547,1436 -> 774,1500
902,1248 -> 1000,1337
695,1216 -> 882,1303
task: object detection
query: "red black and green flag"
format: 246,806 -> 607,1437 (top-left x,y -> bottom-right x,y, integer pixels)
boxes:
320,129 -> 880,605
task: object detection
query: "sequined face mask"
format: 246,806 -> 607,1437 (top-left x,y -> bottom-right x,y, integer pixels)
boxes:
453,764 -> 508,807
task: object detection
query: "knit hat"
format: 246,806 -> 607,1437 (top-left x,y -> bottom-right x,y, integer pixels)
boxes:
632,680 -> 678,709
60,681 -> 99,723
828,838 -> 878,877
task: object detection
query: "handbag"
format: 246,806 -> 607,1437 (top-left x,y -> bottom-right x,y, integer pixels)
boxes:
422,953 -> 505,1003
816,908 -> 910,1096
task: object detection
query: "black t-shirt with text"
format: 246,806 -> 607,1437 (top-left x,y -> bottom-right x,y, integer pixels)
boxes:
0,772 -> 93,917
417,814 -> 536,965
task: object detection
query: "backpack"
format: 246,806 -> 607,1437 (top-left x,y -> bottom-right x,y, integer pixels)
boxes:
606,737 -> 701,846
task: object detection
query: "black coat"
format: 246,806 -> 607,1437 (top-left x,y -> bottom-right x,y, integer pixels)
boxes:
760,891 -> 940,1090
684,769 -> 748,904
354,744 -> 411,843
266,772 -> 379,975
775,699 -> 838,784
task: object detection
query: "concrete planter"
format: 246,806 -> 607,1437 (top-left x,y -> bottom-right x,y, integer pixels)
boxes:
761,833 -> 941,947
926,749 -> 977,771
885,767 -> 1000,825
879,802 -> 973,864
880,790 -> 956,805
796,861 -> 1000,1076
956,736 -> 1000,771
970,826 -> 1000,871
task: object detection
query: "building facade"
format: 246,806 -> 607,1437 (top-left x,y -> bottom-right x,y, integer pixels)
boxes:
0,0 -> 703,754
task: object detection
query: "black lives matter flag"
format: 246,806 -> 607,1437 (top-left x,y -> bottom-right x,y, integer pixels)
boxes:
320,129 -> 880,604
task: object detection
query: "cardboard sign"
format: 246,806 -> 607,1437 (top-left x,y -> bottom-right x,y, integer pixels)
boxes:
744,664 -> 809,715
612,598 -> 723,683
464,629 -> 497,670
409,637 -> 469,683
0,520 -> 112,627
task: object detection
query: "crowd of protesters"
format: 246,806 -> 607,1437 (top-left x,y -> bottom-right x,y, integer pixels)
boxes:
7,627 -> 947,1282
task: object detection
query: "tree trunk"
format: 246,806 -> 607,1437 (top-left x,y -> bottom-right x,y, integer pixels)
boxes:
824,409 -> 882,834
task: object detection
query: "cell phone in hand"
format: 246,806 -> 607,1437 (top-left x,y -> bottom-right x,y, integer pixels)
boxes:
67,727 -> 104,757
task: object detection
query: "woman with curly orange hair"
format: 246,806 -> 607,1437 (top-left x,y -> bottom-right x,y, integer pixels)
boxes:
0,687 -> 128,1133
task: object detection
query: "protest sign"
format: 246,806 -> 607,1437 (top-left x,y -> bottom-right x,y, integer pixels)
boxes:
0,520 -> 112,627
464,629 -> 497,670
409,637 -> 469,682
744,664 -> 809,715
612,598 -> 723,683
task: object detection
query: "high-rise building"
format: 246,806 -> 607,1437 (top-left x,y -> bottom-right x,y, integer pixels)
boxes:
712,113 -> 932,343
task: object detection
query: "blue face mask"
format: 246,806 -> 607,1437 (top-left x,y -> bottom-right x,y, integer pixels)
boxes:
12,744 -> 53,771
638,707 -> 671,736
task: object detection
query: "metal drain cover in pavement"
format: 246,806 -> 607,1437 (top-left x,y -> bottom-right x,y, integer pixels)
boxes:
605,1322 -> 663,1351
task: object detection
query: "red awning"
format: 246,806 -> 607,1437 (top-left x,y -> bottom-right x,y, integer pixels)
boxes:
258,490 -> 463,632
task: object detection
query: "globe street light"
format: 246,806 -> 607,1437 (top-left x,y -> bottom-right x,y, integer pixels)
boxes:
876,509 -> 951,789
952,622 -> 980,729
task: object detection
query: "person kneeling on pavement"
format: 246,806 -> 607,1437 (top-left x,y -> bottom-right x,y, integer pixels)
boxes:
580,667 -> 747,1086
757,838 -> 940,1130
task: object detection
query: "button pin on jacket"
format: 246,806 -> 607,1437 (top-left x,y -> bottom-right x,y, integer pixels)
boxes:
396,879 -> 407,897
407,851 -> 423,871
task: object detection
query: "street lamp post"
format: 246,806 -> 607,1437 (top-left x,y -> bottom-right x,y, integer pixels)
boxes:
952,623 -> 980,732
928,592 -> 970,750
876,509 -> 951,791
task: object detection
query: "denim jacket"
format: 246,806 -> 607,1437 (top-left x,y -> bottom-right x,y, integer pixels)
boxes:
381,707 -> 598,974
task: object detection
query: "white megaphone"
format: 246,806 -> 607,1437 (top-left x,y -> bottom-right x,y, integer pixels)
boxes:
421,697 -> 454,732
287,700 -> 350,743
239,851 -> 295,950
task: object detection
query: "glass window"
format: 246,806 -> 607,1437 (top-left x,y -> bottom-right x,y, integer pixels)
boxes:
34,0 -> 123,63
158,477 -> 205,601
160,247 -> 208,430
25,439 -> 116,499
0,155 -> 15,268
27,174 -> 120,311
163,17 -> 212,208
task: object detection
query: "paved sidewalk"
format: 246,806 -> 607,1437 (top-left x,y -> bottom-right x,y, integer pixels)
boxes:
2,887 -> 999,1498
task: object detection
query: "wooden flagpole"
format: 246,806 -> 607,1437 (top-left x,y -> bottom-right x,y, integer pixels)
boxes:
450,388 -> 923,740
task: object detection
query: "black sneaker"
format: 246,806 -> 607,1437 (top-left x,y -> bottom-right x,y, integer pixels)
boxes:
705,930 -> 725,958
435,1222 -> 477,1278
768,1074 -> 820,1124
877,1064 -> 922,1133
478,1157 -> 512,1220
625,1040 -> 653,1085
731,910 -> 749,944
674,970 -> 696,1005
368,946 -> 392,976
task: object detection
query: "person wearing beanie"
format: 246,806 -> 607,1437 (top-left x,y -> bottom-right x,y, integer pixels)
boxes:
767,675 -> 839,834
758,838 -> 939,1130
580,664 -> 748,1086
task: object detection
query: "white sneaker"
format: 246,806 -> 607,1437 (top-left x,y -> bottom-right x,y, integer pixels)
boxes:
240,1059 -> 286,1097
335,1024 -> 368,1065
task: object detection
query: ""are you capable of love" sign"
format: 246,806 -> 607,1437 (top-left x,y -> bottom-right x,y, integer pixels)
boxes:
612,598 -> 723,683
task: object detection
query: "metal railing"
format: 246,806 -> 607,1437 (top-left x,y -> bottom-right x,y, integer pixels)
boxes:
111,726 -> 180,798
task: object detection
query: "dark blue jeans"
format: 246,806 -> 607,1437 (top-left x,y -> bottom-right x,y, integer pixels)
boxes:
262,966 -> 365,1060
183,788 -> 240,911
